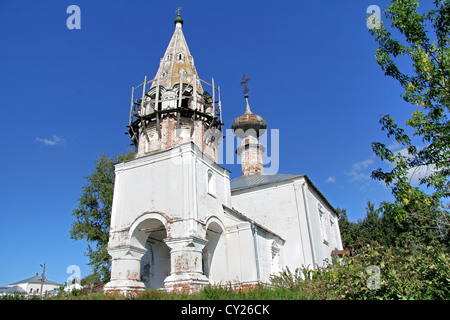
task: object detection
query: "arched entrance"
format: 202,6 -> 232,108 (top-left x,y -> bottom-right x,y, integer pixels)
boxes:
203,220 -> 227,284
130,214 -> 170,289
140,221 -> 170,289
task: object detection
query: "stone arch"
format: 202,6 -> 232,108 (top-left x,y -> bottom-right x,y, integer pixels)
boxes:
204,216 -> 226,234
129,212 -> 170,248
203,216 -> 227,284
129,212 -> 171,289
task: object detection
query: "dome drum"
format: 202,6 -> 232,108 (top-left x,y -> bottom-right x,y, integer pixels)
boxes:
127,74 -> 223,149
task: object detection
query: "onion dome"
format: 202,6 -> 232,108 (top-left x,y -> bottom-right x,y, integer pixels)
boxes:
231,94 -> 267,138
174,13 -> 184,26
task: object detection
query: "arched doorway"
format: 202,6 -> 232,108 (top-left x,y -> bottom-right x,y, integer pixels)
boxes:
130,215 -> 170,289
203,220 -> 227,284
140,221 -> 170,289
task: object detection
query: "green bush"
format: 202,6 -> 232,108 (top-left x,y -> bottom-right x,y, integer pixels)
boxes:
270,243 -> 450,300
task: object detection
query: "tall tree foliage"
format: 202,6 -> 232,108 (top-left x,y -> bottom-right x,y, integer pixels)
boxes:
369,0 -> 450,237
70,151 -> 134,283
335,208 -> 360,249
338,201 -> 396,249
338,199 -> 449,249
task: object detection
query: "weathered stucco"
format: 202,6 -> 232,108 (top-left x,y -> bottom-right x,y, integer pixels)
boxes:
104,15 -> 342,294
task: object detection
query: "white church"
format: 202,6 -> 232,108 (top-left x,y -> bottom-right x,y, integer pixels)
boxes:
104,13 -> 343,293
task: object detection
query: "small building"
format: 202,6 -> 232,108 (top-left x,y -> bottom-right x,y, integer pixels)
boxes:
7,273 -> 63,296
64,283 -> 84,293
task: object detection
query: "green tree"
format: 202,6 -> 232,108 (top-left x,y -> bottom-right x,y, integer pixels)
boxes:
369,0 -> 450,236
80,273 -> 103,288
379,188 -> 449,247
336,208 -> 360,249
359,201 -> 384,244
69,151 -> 134,283
338,201 -> 398,249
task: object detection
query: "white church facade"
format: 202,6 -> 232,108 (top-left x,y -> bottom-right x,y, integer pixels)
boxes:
104,13 -> 343,293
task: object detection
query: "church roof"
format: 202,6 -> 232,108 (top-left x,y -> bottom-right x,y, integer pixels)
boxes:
230,173 -> 338,215
9,274 -> 62,286
230,173 -> 303,191
150,13 -> 203,92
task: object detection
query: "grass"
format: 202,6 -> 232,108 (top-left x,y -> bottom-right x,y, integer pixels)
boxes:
1,283 -> 333,300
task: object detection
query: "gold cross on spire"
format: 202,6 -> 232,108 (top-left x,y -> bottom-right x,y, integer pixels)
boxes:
240,74 -> 251,96
176,7 -> 182,16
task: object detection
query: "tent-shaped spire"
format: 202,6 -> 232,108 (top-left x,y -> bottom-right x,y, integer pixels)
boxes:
151,13 -> 203,92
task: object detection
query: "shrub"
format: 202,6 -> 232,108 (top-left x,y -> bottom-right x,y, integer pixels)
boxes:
270,243 -> 450,300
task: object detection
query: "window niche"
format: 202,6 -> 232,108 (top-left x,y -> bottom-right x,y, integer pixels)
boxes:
318,203 -> 329,245
271,241 -> 281,274
207,170 -> 216,197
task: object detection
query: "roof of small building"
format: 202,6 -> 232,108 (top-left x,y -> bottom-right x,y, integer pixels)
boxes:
9,273 -> 63,287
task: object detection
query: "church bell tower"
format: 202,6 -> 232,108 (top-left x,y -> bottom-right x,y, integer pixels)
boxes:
104,12 -> 229,294
127,12 -> 223,161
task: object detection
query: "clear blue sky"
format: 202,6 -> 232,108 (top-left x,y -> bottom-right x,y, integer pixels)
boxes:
0,0 -> 431,286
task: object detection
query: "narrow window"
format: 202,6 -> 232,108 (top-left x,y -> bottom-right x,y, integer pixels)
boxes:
271,241 -> 280,274
207,170 -> 216,197
329,213 -> 338,249
318,203 -> 329,245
